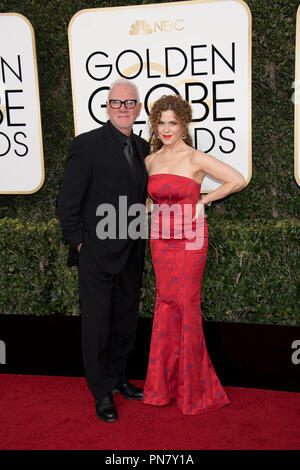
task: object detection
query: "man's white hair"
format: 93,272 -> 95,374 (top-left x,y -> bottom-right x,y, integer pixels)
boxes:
108,78 -> 140,103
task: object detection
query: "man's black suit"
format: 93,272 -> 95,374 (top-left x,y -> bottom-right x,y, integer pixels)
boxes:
57,120 -> 149,399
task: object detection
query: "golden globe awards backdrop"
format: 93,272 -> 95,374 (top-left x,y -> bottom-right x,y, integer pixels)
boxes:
0,13 -> 44,194
69,0 -> 251,192
294,5 -> 300,186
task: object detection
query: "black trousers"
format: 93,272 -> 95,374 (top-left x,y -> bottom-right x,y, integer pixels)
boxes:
78,242 -> 141,399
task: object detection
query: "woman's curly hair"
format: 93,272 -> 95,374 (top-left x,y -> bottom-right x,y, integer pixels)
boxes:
149,95 -> 193,152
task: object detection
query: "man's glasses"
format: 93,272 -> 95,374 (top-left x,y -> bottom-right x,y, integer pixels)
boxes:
109,99 -> 137,109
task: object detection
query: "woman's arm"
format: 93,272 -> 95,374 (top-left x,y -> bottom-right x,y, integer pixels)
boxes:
192,150 -> 246,206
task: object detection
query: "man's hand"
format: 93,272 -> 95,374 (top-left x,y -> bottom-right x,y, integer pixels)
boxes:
77,243 -> 83,253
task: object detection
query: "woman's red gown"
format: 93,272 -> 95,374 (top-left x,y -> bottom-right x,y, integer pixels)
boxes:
143,174 -> 230,415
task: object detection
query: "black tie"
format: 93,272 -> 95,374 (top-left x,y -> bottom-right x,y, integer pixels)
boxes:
123,137 -> 136,180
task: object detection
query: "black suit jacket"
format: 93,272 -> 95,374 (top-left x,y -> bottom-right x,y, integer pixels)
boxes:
57,121 -> 150,274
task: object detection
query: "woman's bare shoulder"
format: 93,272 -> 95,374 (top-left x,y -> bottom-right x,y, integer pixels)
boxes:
190,147 -> 213,165
145,151 -> 156,161
145,151 -> 159,170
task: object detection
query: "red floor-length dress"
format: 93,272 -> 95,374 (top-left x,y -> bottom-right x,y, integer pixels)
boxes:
143,174 -> 230,415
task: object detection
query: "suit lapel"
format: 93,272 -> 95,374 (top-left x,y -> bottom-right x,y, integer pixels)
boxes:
101,122 -> 148,197
102,122 -> 136,185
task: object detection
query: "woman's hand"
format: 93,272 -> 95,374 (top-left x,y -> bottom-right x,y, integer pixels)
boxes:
146,196 -> 154,214
192,201 -> 205,221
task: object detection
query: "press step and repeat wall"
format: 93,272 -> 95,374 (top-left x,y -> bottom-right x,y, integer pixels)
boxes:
68,0 -> 252,192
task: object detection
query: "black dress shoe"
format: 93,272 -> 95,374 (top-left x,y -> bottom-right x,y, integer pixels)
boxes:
95,392 -> 118,422
114,381 -> 143,400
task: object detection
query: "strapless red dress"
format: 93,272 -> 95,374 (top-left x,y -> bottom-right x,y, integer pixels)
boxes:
143,174 -> 230,415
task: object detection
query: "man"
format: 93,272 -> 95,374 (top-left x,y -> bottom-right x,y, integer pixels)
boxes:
57,79 -> 150,422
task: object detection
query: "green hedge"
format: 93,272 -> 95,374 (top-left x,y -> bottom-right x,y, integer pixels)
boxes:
0,217 -> 299,325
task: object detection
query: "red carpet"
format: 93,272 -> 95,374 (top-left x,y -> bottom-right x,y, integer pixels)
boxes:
0,374 -> 299,450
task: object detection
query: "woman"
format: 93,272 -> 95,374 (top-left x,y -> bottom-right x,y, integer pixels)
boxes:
143,94 -> 246,415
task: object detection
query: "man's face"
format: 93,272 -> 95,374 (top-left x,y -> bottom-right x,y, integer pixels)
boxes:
106,84 -> 142,136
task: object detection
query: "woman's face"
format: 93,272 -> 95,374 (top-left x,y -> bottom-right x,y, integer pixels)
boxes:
156,110 -> 184,147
